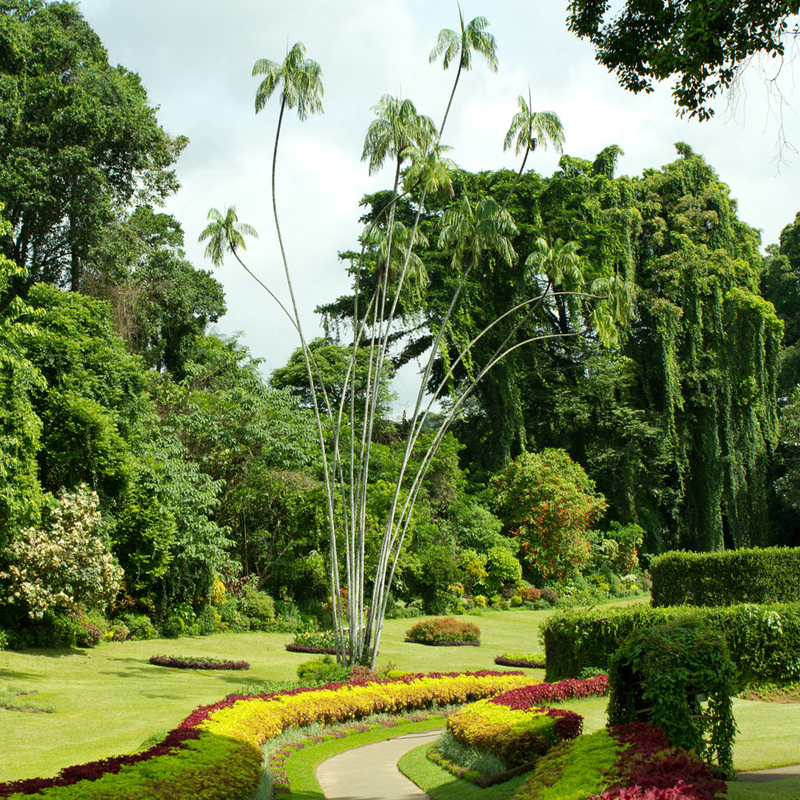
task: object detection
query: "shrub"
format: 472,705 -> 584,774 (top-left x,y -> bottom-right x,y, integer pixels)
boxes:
651,546 -> 800,606
491,449 -> 607,582
0,630 -> 8,650
0,485 -> 123,620
405,617 -> 480,645
296,656 -> 351,684
607,621 -> 737,774
77,622 -> 104,648
540,587 -> 559,606
238,584 -> 276,630
117,612 -> 156,640
446,700 -> 582,766
540,601 -> 800,685
520,587 -> 541,603
109,624 -> 129,642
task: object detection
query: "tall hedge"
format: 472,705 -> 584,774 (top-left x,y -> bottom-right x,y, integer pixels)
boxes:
650,547 -> 800,606
540,602 -> 800,684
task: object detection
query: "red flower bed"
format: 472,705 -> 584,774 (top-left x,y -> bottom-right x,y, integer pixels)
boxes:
589,723 -> 728,800
489,673 -> 609,708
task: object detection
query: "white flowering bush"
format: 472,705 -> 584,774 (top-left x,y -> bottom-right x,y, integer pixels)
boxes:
0,484 -> 123,618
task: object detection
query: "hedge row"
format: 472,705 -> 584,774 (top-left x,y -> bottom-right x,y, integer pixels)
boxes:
540,601 -> 800,683
650,546 -> 800,607
0,671 -> 532,799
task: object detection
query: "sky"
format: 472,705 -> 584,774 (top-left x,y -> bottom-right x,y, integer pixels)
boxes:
77,0 -> 800,410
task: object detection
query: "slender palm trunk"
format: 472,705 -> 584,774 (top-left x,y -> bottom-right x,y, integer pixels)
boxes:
270,95 -> 346,660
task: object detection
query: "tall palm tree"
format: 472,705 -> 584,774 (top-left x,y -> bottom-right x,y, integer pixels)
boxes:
439,195 -> 518,272
503,90 -> 565,178
429,6 -> 498,135
198,206 -> 258,268
252,41 -> 324,325
362,95 -> 437,188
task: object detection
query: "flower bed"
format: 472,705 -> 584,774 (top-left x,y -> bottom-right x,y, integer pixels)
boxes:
446,700 -> 583,766
405,617 -> 481,645
489,674 -> 609,707
0,671 -> 532,799
149,655 -> 250,670
513,722 -> 727,800
495,652 -> 547,669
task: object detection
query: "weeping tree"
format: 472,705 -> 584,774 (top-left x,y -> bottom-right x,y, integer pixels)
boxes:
203,15 -> 628,667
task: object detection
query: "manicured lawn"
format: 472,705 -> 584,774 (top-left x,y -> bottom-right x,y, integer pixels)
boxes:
1,596 -> 797,786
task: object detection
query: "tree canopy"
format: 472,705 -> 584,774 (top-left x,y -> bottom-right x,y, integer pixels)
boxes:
567,0 -> 800,120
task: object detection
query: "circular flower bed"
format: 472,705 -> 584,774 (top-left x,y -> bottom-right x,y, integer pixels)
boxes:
405,617 -> 480,646
149,655 -> 250,671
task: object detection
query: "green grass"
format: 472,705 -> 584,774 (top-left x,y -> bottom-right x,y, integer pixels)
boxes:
726,777 -> 800,799
0,684 -> 54,713
398,743 -> 528,800
0,597 -> 797,786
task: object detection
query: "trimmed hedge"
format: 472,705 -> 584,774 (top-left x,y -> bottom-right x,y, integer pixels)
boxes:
540,601 -> 800,683
651,546 -> 800,607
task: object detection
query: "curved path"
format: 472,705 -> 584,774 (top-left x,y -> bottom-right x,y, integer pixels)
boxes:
316,729 -> 440,800
315,729 -> 800,799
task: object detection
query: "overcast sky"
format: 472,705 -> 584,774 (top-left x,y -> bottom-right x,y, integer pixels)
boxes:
77,1 -> 800,409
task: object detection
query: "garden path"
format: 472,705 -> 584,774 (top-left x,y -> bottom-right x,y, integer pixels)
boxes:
316,728 -> 440,800
315,728 -> 800,799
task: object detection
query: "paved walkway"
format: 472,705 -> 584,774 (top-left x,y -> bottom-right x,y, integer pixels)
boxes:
316,729 -> 440,800
315,729 -> 800,799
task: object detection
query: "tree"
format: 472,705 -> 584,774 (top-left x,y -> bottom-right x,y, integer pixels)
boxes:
429,7 -> 498,134
491,448 -> 607,582
198,206 -> 258,269
503,91 -> 565,179
89,206 -> 227,376
0,0 -> 186,290
270,337 -> 395,417
212,12 -> 627,668
567,0 -> 800,121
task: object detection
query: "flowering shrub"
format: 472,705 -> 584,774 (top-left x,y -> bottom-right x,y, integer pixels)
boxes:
0,485 -> 123,619
0,671 -> 531,799
405,617 -> 481,645
447,700 -> 583,765
491,449 -> 607,582
149,655 -> 250,670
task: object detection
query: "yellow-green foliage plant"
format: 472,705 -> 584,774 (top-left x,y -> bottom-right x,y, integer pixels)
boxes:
446,699 -> 582,766
0,671 -> 534,799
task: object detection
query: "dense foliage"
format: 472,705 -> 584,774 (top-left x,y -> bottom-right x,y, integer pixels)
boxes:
650,546 -> 800,606
607,621 -> 737,773
541,601 -> 800,685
